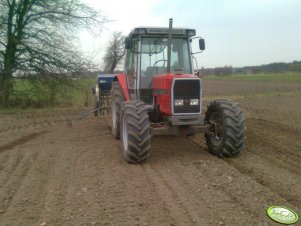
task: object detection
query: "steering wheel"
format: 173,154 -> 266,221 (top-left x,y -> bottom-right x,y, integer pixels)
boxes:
153,59 -> 167,68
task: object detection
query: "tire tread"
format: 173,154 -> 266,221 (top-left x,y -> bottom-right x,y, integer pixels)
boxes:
121,101 -> 151,163
204,99 -> 246,157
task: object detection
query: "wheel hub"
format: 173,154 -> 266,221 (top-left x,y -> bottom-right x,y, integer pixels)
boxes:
209,112 -> 223,145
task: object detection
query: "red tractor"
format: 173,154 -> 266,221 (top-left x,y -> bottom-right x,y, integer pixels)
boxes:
111,19 -> 245,163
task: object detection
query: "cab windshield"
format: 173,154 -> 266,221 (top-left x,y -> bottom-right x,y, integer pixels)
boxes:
140,37 -> 192,90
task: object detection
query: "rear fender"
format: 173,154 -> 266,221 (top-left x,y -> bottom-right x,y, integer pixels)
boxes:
114,74 -> 130,100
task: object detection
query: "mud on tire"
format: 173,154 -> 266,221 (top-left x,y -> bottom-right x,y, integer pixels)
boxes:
120,101 -> 151,163
111,81 -> 124,139
204,99 -> 246,157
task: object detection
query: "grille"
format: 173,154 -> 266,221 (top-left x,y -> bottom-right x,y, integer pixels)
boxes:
173,79 -> 201,114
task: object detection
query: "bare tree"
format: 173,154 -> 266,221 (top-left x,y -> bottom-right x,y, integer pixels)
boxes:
103,32 -> 125,73
0,0 -> 106,106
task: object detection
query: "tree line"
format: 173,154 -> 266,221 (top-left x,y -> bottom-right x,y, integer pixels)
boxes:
0,0 -> 108,107
0,0 -> 126,108
200,61 -> 301,76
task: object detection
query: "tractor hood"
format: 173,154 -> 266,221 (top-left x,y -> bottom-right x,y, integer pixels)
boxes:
152,73 -> 199,91
152,73 -> 201,116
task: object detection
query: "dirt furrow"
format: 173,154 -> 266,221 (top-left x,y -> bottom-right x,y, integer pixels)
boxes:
0,128 -> 67,224
0,107 -> 300,225
0,150 -> 39,215
143,163 -> 199,225
0,131 -> 47,153
89,123 -> 170,225
150,136 -> 281,225
0,151 -> 24,188
36,119 -> 169,225
222,119 -> 301,210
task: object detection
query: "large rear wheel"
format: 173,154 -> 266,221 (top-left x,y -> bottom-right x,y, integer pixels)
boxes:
111,81 -> 124,139
120,101 -> 151,163
204,99 -> 246,157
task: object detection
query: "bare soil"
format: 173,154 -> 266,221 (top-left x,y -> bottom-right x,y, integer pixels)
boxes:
0,80 -> 300,225
202,80 -> 301,97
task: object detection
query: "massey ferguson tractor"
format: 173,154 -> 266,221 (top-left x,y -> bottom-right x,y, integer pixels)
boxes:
110,19 -> 245,163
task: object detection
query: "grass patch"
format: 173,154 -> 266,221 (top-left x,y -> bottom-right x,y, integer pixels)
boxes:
203,90 -> 301,101
202,73 -> 301,82
8,77 -> 96,109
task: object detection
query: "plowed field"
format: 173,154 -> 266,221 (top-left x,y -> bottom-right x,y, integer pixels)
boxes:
0,78 -> 300,225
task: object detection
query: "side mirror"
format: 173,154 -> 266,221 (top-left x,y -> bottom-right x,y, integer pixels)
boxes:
194,71 -> 205,78
125,37 -> 132,49
199,38 -> 205,51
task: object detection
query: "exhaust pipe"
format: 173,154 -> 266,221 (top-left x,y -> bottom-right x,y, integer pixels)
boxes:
167,18 -> 173,74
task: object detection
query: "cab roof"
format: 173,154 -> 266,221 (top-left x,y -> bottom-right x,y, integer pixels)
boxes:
127,27 -> 196,38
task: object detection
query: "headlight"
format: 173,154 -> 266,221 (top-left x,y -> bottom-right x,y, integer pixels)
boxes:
190,99 -> 199,105
174,99 -> 184,106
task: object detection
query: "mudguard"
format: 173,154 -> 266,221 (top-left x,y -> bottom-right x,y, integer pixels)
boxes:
114,74 -> 130,100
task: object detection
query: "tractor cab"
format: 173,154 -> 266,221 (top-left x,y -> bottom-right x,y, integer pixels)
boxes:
124,26 -> 204,105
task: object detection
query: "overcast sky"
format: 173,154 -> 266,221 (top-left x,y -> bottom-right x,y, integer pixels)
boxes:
80,0 -> 301,68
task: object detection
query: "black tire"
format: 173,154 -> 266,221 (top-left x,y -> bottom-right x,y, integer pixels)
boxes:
120,101 -> 151,163
111,81 -> 124,139
204,99 -> 245,157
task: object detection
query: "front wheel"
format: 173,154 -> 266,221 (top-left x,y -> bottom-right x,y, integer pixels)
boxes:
204,99 -> 246,157
120,101 -> 151,163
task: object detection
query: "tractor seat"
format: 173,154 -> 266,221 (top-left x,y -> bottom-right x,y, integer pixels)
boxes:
153,66 -> 167,75
141,66 -> 167,89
